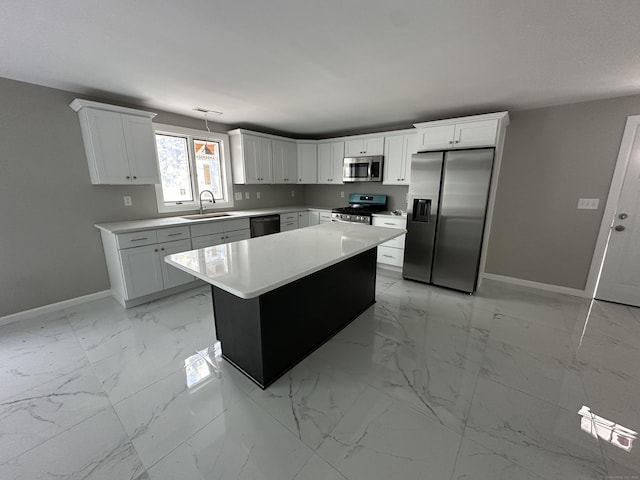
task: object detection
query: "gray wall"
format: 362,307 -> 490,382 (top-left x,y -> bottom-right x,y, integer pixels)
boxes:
485,94 -> 640,289
305,184 -> 408,212
0,78 -> 303,316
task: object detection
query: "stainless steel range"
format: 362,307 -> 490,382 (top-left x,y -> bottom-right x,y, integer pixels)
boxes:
331,194 -> 388,225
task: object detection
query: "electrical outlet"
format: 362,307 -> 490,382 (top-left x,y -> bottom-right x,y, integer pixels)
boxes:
577,198 -> 600,210
340,191 -> 344,198
291,190 -> 295,197
256,192 -> 261,199
234,192 -> 242,201
245,192 -> 250,199
123,196 -> 132,206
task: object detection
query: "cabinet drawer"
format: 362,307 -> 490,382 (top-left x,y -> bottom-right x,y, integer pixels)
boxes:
157,226 -> 190,243
280,212 -> 297,222
377,245 -> 404,267
372,216 -> 406,229
191,234 -> 225,249
116,230 -> 158,249
319,211 -> 332,223
280,220 -> 298,232
226,230 -> 250,242
224,218 -> 251,232
381,234 -> 406,249
190,221 -> 225,238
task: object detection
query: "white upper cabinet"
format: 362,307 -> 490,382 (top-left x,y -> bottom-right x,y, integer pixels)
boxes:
296,142 -> 317,184
272,139 -> 297,184
70,99 -> 159,185
344,136 -> 384,157
383,133 -> 417,185
229,130 -> 273,184
414,113 -> 508,151
317,141 -> 344,184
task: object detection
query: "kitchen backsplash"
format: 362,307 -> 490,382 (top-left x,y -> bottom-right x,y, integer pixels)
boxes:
304,184 -> 409,212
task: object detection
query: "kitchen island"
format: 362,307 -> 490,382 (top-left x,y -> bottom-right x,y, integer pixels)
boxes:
165,222 -> 405,388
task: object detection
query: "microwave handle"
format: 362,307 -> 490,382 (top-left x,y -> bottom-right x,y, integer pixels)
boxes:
367,159 -> 372,179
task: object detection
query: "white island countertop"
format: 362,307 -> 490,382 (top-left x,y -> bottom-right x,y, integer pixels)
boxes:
165,222 -> 405,299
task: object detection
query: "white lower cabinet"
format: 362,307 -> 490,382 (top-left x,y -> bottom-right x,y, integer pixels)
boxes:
307,210 -> 331,225
117,231 -> 194,303
377,245 -> 404,267
298,211 -> 310,228
119,244 -> 164,299
319,210 -> 332,223
280,212 -> 299,232
190,218 -> 251,248
280,220 -> 298,232
372,216 -> 407,268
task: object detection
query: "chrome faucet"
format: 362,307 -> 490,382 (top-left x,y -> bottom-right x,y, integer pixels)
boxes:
199,190 -> 215,214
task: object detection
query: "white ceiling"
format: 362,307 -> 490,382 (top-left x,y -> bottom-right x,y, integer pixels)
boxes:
2,0 -> 640,137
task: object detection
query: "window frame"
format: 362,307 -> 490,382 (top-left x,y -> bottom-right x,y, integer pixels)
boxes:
153,123 -> 234,214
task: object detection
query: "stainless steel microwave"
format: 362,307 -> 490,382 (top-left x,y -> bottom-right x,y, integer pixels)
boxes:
343,156 -> 384,182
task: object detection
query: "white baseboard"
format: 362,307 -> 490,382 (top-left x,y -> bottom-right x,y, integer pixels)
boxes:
0,290 -> 112,327
481,273 -> 590,298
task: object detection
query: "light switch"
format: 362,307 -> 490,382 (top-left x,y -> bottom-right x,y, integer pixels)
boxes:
234,192 -> 242,201
123,196 -> 132,206
291,190 -> 295,197
245,192 -> 250,199
577,198 -> 600,210
340,191 -> 345,198
256,192 -> 261,199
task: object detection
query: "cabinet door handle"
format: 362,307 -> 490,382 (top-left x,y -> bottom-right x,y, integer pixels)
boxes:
154,249 -> 158,252
448,141 -> 454,145
131,237 -> 148,242
160,247 -> 165,251
167,232 -> 182,237
383,222 -> 395,226
126,175 -> 131,179
133,176 -> 137,179
383,254 -> 393,258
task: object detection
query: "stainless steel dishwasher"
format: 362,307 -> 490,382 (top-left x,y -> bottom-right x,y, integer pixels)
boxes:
250,214 -> 281,238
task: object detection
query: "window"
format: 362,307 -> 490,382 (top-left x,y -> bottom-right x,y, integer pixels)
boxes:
153,124 -> 234,213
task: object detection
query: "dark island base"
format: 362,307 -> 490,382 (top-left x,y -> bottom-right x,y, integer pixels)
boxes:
212,248 -> 377,389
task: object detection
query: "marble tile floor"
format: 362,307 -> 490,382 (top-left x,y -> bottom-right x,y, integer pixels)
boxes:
1,269 -> 639,479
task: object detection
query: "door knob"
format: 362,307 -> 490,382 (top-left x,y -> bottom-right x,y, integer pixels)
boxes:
618,213 -> 628,219
614,225 -> 626,232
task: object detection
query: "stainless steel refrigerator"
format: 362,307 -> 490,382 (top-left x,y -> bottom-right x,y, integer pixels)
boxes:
402,148 -> 494,293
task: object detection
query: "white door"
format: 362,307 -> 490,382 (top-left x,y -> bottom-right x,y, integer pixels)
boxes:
596,116 -> 640,307
120,244 -> 164,299
296,143 -> 317,183
317,143 -> 333,184
454,120 -> 498,148
159,239 -> 194,289
122,115 -> 160,184
86,109 -> 131,184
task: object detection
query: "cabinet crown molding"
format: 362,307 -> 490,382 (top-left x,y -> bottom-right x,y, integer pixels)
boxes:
414,111 -> 509,129
69,98 -> 157,119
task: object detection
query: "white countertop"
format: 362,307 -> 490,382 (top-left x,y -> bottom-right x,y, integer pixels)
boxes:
94,205 -> 334,234
165,222 -> 405,299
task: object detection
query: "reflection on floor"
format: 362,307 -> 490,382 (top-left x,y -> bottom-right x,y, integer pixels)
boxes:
1,269 -> 639,479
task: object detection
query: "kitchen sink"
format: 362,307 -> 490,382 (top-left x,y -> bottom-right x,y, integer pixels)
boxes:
181,213 -> 231,220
